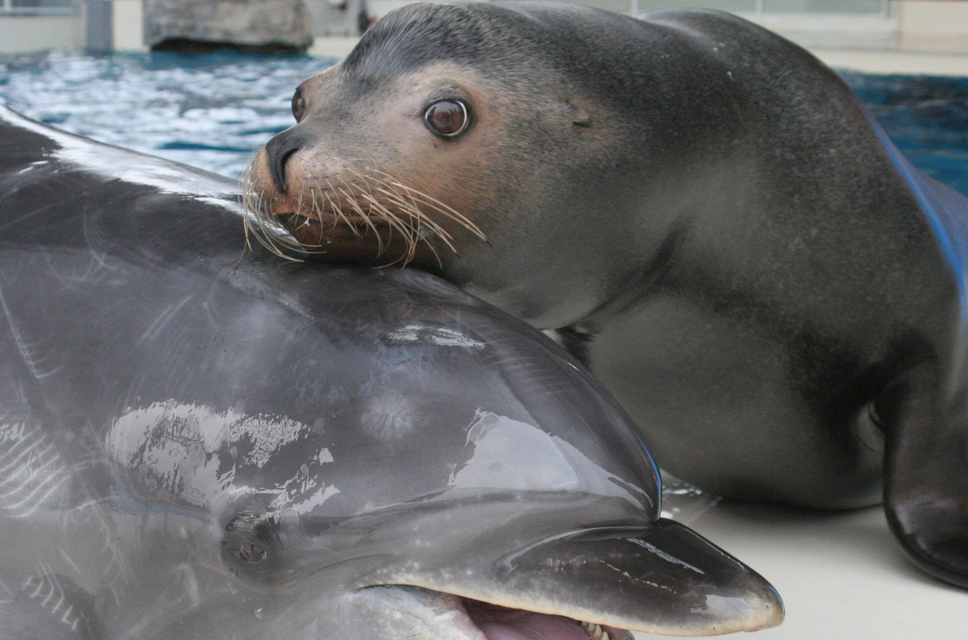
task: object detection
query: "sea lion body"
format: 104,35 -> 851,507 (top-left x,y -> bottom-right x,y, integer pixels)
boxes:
0,106 -> 784,638
246,2 -> 968,588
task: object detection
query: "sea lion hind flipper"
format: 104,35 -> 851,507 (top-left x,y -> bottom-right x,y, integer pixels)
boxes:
881,363 -> 968,588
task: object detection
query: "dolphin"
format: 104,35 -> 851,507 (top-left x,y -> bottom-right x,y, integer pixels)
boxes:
0,106 -> 781,639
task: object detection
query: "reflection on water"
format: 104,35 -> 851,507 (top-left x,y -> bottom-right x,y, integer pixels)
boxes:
0,51 -> 966,196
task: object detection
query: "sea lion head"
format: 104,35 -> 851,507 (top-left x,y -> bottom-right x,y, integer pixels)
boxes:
245,2 -> 659,327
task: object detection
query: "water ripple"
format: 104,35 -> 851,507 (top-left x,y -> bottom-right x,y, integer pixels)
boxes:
0,50 -> 335,179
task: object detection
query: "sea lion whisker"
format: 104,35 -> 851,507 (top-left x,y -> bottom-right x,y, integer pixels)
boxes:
239,165 -> 261,254
345,178 -> 417,261
323,177 -> 362,239
379,188 -> 446,259
366,183 -> 436,263
356,190 -> 421,264
311,178 -> 342,232
348,172 -> 421,258
239,162 -> 305,260
370,180 -> 451,239
372,173 -> 486,241
334,173 -> 383,243
336,181 -> 385,255
366,168 -> 483,235
375,186 -> 458,256
294,182 -> 307,220
343,167 -> 420,255
369,183 -> 443,238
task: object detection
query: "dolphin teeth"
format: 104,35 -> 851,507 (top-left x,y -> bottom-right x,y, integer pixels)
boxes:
577,620 -> 608,640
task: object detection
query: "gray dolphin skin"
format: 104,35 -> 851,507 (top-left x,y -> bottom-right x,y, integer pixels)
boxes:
0,106 -> 782,640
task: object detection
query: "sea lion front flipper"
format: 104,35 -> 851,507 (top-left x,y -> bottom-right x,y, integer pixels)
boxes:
866,114 -> 968,588
882,362 -> 968,588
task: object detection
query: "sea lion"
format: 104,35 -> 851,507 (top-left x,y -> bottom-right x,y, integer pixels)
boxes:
0,105 -> 783,638
243,2 -> 968,589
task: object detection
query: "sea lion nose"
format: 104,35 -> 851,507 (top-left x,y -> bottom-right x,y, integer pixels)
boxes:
265,129 -> 309,193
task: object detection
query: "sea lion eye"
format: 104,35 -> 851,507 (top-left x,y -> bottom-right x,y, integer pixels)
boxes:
424,100 -> 470,138
291,89 -> 307,122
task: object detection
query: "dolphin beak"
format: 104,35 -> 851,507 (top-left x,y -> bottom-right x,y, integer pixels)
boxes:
369,519 -> 783,637
480,519 -> 783,636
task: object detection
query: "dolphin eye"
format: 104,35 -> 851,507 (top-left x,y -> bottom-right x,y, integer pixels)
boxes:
222,511 -> 279,574
291,88 -> 307,122
235,541 -> 267,564
424,99 -> 470,138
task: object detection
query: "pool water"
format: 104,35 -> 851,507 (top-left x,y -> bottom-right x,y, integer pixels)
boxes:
845,72 -> 968,196
0,51 -> 334,179
1,51 -> 967,197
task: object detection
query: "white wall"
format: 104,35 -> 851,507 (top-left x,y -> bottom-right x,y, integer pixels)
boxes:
113,0 -> 146,51
0,15 -> 83,53
896,0 -> 968,53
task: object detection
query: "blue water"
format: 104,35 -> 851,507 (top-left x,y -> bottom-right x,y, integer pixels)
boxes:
844,72 -> 968,197
0,51 -> 335,178
0,51 -> 966,197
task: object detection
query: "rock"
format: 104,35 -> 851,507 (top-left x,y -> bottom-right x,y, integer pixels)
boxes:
145,0 -> 313,53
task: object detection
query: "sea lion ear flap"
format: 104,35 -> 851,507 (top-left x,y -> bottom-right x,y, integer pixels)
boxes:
566,99 -> 592,127
880,362 -> 968,588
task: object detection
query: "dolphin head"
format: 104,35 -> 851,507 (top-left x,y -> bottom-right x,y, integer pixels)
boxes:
92,271 -> 781,640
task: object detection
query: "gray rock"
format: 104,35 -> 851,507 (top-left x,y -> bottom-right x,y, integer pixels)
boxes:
146,0 -> 313,52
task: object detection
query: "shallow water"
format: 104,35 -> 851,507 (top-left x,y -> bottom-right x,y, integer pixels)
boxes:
0,51 -> 966,198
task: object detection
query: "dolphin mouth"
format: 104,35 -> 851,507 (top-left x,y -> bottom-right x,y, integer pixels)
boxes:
357,521 -> 783,638
354,585 -> 634,640
461,598 -> 632,640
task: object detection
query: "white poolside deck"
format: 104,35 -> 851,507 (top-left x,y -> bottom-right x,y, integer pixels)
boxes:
634,502 -> 968,639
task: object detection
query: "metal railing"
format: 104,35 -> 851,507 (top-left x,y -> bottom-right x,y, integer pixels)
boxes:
0,0 -> 80,16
